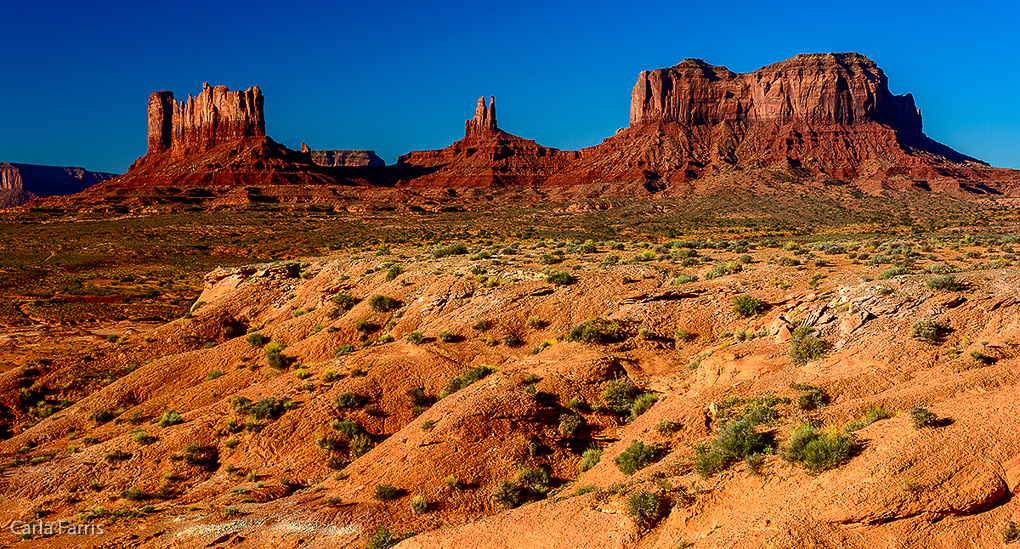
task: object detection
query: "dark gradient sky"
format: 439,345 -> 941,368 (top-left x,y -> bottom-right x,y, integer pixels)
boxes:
2,0 -> 1018,173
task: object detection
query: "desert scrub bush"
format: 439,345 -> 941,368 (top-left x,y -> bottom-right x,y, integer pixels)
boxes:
876,266 -> 909,279
558,414 -> 585,437
384,264 -> 403,282
925,262 -> 958,274
250,397 -> 289,421
437,329 -> 455,342
1003,520 -> 1020,543
432,242 -> 468,258
132,431 -> 157,445
790,383 -> 828,410
909,406 -> 939,429
600,378 -> 639,413
615,440 -> 663,475
780,423 -> 851,475
629,392 -> 658,420
845,405 -> 891,432
246,332 -> 269,346
704,261 -> 741,279
578,446 -> 602,471
538,253 -> 561,265
439,364 -> 496,398
265,342 -> 290,370
694,415 -> 773,477
732,295 -> 767,317
158,410 -> 182,427
368,294 -> 398,312
321,368 -> 339,383
526,316 -> 545,329
336,391 -> 365,410
411,494 -> 428,514
205,369 -> 223,381
373,483 -> 399,500
328,292 -> 358,317
910,320 -> 945,344
405,331 -> 423,345
565,318 -> 624,344
626,489 -> 666,529
517,464 -> 551,493
670,273 -> 698,284
545,270 -> 574,285
777,256 -> 800,266
365,525 -> 405,549
925,275 -> 966,291
493,480 -> 524,508
655,419 -> 679,436
182,442 -> 219,470
789,326 -> 825,365
120,486 -> 148,501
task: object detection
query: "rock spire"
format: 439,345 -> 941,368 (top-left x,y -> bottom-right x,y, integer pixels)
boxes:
464,96 -> 498,138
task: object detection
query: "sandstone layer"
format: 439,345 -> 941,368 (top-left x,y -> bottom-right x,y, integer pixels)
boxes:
301,144 -> 385,167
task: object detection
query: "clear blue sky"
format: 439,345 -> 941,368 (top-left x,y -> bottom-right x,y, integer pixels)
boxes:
2,0 -> 1018,173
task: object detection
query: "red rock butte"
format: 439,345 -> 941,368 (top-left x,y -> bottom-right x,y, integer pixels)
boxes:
38,53 -> 1020,207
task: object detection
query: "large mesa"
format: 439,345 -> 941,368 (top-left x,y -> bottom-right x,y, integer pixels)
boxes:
146,83 -> 266,158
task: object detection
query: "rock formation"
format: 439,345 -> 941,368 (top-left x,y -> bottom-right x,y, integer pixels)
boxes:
464,96 -> 498,138
0,162 -> 115,207
301,145 -> 385,167
629,54 -> 921,130
147,83 -> 265,158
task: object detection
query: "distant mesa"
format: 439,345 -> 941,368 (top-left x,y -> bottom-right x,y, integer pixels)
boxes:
30,54 -> 1020,209
146,83 -> 265,158
300,143 -> 385,167
0,162 -> 115,207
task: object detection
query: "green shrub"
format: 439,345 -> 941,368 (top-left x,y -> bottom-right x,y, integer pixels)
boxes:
558,414 -> 585,437
374,483 -> 399,500
694,416 -> 773,477
246,333 -> 269,346
517,465 -> 551,493
909,406 -> 938,429
321,369 -> 339,383
250,397 -> 287,421
385,265 -> 403,282
406,331 -> 423,345
781,423 -> 851,474
132,431 -> 157,445
336,392 -> 365,410
349,433 -> 374,457
368,295 -> 398,312
845,405 -> 891,432
438,329 -> 454,342
670,273 -> 698,284
626,489 -> 666,528
365,525 -> 403,549
601,379 -> 640,413
265,342 -> 290,370
411,494 -> 428,514
926,275 -> 965,291
876,267 -> 909,279
205,369 -> 223,381
579,447 -> 602,471
732,295 -> 767,317
789,326 -> 825,365
439,364 -> 496,398
546,270 -> 574,285
615,440 -> 663,475
158,410 -> 182,427
432,242 -> 468,258
704,261 -> 741,279
493,480 -> 523,508
1003,521 -> 1020,543
790,383 -> 827,410
121,486 -> 148,501
629,392 -> 658,420
566,319 -> 624,344
910,320 -> 944,344
182,442 -> 219,470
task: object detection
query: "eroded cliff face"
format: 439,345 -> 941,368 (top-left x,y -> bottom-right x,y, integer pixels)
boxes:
629,53 -> 921,132
0,162 -> 115,206
147,83 -> 265,158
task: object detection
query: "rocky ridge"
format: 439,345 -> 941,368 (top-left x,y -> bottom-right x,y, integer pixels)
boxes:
0,162 -> 115,207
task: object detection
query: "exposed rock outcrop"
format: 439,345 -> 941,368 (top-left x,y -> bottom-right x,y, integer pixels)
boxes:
629,54 -> 921,130
147,83 -> 265,158
464,96 -> 498,138
302,146 -> 385,167
0,162 -> 115,206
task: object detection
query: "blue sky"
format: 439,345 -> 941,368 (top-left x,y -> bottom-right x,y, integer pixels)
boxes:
2,0 -> 1018,173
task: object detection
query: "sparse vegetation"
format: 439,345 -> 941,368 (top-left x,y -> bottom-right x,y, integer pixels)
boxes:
926,275 -> 966,291
732,294 -> 767,317
566,319 -> 624,344
781,423 -> 852,475
368,294 -> 398,312
909,406 -> 939,429
626,489 -> 666,528
910,320 -> 945,344
615,440 -> 663,475
439,364 -> 496,398
789,326 -> 825,364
